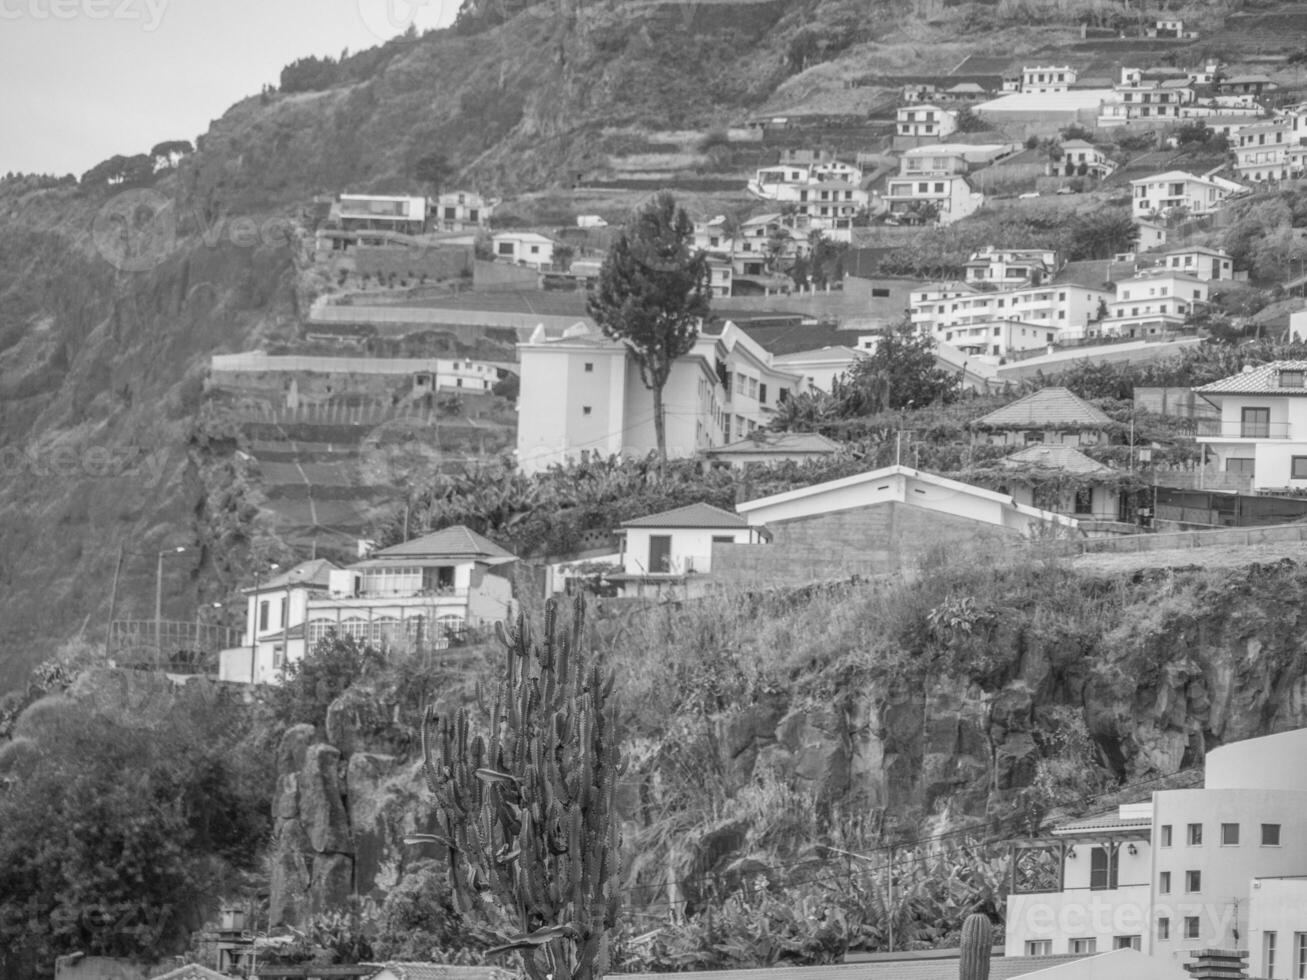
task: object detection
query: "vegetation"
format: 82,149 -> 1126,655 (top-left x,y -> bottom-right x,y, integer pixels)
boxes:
410,597 -> 622,980
588,192 -> 711,463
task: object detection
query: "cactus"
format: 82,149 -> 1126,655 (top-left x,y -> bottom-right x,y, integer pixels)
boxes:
960,913 -> 993,980
408,594 -> 622,980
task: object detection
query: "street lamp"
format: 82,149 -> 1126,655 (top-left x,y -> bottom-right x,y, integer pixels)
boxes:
155,546 -> 186,657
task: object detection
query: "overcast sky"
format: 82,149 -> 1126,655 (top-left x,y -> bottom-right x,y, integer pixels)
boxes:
0,0 -> 458,176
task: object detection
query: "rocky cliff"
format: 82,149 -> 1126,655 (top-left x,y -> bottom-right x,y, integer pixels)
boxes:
265,559 -> 1307,926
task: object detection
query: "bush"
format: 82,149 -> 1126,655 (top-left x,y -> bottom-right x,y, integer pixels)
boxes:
271,633 -> 385,732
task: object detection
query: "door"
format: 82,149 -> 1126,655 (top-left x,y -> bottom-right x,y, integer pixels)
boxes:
648,535 -> 672,573
1090,845 -> 1118,890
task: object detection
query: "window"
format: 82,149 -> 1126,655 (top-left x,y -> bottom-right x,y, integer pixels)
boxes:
1187,823 -> 1203,845
258,600 -> 269,632
1293,932 -> 1306,979
1184,917 -> 1201,939
648,535 -> 672,573
1241,406 -> 1271,438
1228,458 -> 1256,475
1026,940 -> 1053,956
584,362 -> 594,372
872,287 -> 891,297
1071,939 -> 1097,955
1293,457 -> 1307,480
1115,936 -> 1142,951
1074,487 -> 1094,515
1160,871 -> 1171,893
1264,823 -> 1282,846
1186,870 -> 1201,892
582,406 -> 592,416
1161,824 -> 1173,846
497,242 -> 514,255
529,245 -> 540,255
1158,918 -> 1170,941
759,383 -> 767,404
1221,823 -> 1240,845
711,535 -> 734,545
1267,932 -> 1279,978
1091,846 -> 1118,889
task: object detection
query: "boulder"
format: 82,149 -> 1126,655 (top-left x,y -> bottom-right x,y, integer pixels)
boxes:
346,751 -> 399,895
277,723 -> 316,774
325,685 -> 408,757
300,743 -> 351,854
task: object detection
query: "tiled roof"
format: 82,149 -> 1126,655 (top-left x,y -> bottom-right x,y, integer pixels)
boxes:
614,952 -> 1088,980
621,502 -> 747,529
1194,360 -> 1307,396
1003,444 -> 1114,475
973,388 -> 1114,429
1052,809 -> 1153,835
370,525 -> 516,560
247,558 -> 339,594
708,431 -> 843,456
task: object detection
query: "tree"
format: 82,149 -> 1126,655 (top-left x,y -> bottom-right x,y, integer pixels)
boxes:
415,152 -> 454,196
149,140 -> 193,170
835,324 -> 957,416
409,596 -> 622,980
587,192 -> 710,463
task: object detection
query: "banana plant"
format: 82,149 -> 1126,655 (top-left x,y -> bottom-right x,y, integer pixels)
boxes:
407,595 -> 623,980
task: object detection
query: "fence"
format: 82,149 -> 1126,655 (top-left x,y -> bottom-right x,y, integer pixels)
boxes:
223,402 -> 443,426
1081,522 -> 1307,554
109,620 -> 243,670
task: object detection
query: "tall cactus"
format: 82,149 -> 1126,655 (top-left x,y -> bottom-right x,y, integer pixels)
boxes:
407,594 -> 622,980
960,913 -> 993,980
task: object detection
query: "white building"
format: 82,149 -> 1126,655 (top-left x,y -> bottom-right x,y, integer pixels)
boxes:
747,160 -> 869,231
1154,246 -> 1234,282
964,248 -> 1061,286
1129,171 -> 1244,220
1097,270 -> 1207,339
1051,140 -> 1116,179
1234,119 -> 1293,183
883,172 -> 981,225
433,191 -> 494,231
1097,70 -> 1192,128
333,194 -> 428,235
772,345 -> 866,393
491,231 -> 556,270
220,559 -> 338,685
1194,361 -> 1307,491
895,104 -> 958,140
613,502 -> 766,597
1022,65 -> 1077,93
514,321 -> 803,474
1006,727 -> 1307,966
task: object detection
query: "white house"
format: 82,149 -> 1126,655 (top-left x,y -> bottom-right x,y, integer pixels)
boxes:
1129,171 -> 1243,220
613,502 -> 766,598
883,172 -> 981,225
1193,361 -> 1307,491
895,104 -> 958,139
433,191 -> 494,231
334,194 -> 428,235
1234,119 -> 1293,183
964,248 -> 1061,286
219,558 -> 338,685
705,430 -> 843,468
307,526 -> 518,648
1097,71 -> 1192,128
491,231 -> 556,269
1154,246 -> 1234,282
1098,271 -> 1207,339
1022,65 -> 1077,93
1052,140 -> 1116,179
1006,727 -> 1307,964
747,160 -> 869,232
772,344 -> 866,393
1001,443 -> 1121,525
970,387 -> 1113,448
515,321 -> 803,474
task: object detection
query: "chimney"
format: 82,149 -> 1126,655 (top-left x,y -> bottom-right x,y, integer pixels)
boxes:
1184,949 -> 1249,980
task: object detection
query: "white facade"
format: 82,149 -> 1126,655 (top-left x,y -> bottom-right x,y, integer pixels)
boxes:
1234,119 -> 1293,183
1194,361 -> 1307,491
1247,877 -> 1307,979
334,194 -> 428,235
515,321 -> 802,474
1022,65 -> 1077,93
747,160 -> 868,231
884,173 -> 981,225
1007,727 -> 1307,967
433,191 -> 494,231
1098,272 -> 1207,338
491,232 -> 556,269
619,526 -> 759,577
208,353 -> 498,392
1051,141 -> 1115,178
772,345 -> 865,393
1154,247 -> 1234,282
1097,79 -> 1192,128
895,104 -> 958,139
1130,171 -> 1241,220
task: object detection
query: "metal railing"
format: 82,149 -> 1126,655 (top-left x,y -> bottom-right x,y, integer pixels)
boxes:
109,620 -> 243,672
1194,420 -> 1295,439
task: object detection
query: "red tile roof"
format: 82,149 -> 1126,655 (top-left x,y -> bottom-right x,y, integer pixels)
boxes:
973,388 -> 1113,429
621,502 -> 747,529
371,525 -> 516,560
1194,361 -> 1307,396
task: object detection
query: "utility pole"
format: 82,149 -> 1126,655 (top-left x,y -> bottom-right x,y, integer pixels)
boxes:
106,543 -> 124,652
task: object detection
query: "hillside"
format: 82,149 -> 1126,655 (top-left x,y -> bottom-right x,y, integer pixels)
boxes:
0,0 -> 1282,688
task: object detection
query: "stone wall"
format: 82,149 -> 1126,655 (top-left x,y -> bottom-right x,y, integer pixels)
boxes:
355,244 -> 472,281
711,501 -> 1021,586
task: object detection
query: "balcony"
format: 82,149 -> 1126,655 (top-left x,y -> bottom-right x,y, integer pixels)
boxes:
1195,420 -> 1294,440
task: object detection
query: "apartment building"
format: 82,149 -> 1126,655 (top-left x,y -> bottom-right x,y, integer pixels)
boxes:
1098,69 -> 1193,127
1006,728 -> 1307,965
1129,171 -> 1244,219
883,170 -> 981,225
895,104 -> 958,139
1097,270 -> 1208,339
1022,65 -> 1077,93
1234,119 -> 1294,183
515,321 -> 803,474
